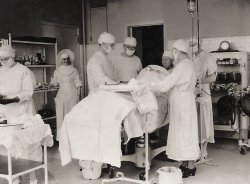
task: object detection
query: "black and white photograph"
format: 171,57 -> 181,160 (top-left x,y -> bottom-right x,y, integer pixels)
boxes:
0,0 -> 250,184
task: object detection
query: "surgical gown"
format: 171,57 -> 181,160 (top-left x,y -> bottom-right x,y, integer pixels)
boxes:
154,59 -> 200,161
50,65 -> 82,141
0,63 -> 35,116
87,51 -> 115,94
194,51 -> 217,143
110,53 -> 142,81
0,63 -> 42,162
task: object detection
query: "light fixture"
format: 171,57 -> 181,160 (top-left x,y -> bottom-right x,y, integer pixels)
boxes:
187,0 -> 196,15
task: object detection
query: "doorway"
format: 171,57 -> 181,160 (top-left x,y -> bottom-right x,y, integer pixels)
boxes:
42,21 -> 85,97
128,24 -> 164,68
42,22 -> 82,73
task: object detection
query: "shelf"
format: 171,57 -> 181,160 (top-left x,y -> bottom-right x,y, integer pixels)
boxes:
12,40 -> 56,46
42,116 -> 56,121
0,156 -> 43,175
26,64 -> 56,68
214,124 -> 235,132
34,88 -> 59,93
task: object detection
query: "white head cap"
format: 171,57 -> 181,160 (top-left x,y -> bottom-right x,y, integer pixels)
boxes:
57,49 -> 74,64
0,45 -> 15,59
98,32 -> 115,44
61,53 -> 69,59
124,37 -> 137,46
172,39 -> 189,54
162,51 -> 174,59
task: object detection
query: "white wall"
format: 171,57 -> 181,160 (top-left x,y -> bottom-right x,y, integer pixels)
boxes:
86,0 -> 164,44
86,0 -> 250,49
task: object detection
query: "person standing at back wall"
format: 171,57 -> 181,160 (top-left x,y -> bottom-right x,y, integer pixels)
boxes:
49,49 -> 82,141
110,36 -> 142,83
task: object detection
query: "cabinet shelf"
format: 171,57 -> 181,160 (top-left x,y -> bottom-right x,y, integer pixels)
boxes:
42,116 -> 56,121
12,40 -> 56,46
34,88 -> 59,93
214,125 -> 235,132
26,64 -> 56,68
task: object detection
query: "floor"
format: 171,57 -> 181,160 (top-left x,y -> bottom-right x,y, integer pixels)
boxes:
1,138 -> 250,184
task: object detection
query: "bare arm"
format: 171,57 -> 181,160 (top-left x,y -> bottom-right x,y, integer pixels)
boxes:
201,73 -> 216,84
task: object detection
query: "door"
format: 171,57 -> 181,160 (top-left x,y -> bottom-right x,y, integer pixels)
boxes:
128,24 -> 164,68
42,22 -> 82,76
42,22 -> 84,98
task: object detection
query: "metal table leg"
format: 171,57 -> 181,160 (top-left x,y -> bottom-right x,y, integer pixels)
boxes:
8,151 -> 13,184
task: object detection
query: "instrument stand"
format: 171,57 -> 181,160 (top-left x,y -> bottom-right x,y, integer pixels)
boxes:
102,115 -> 153,184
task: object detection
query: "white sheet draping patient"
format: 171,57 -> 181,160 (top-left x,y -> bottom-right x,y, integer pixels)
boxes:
59,65 -> 169,167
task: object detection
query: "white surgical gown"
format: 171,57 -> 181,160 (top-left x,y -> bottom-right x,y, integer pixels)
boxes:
0,63 -> 36,116
155,59 -> 200,161
50,65 -> 82,141
110,53 -> 142,82
0,63 -> 42,161
194,51 -> 217,143
87,51 -> 115,94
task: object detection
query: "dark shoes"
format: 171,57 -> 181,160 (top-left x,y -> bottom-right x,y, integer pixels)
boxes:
179,165 -> 197,178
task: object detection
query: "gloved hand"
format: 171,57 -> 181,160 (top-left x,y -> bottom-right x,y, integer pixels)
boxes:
47,84 -> 54,89
0,96 -> 20,105
104,80 -> 119,85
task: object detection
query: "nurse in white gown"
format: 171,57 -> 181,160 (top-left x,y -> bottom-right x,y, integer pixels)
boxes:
49,49 -> 82,141
152,40 -> 200,178
0,45 -> 39,184
189,38 -> 217,159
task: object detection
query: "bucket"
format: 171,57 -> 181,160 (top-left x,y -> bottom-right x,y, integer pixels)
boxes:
157,166 -> 183,184
79,160 -> 102,180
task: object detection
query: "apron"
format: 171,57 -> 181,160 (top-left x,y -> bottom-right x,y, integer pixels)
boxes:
166,87 -> 200,161
54,67 -> 79,141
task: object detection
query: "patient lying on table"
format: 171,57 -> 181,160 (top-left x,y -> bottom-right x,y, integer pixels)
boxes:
59,65 -> 169,179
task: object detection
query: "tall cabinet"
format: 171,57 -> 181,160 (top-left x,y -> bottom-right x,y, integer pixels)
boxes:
211,52 -> 250,140
5,37 -> 58,138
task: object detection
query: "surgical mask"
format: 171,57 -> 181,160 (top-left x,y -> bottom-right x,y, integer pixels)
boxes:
162,58 -> 173,69
102,43 -> 113,54
173,50 -> 178,61
125,49 -> 135,56
0,57 -> 15,68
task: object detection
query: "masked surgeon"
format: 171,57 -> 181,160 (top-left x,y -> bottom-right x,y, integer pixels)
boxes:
189,38 -> 217,160
151,39 -> 200,178
87,32 -> 117,94
0,45 -> 35,116
110,36 -> 142,82
162,50 -> 174,72
0,45 -> 40,184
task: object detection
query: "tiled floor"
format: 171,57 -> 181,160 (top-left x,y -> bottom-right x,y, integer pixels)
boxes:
1,138 -> 250,184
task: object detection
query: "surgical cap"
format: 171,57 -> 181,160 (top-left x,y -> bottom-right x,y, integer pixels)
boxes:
172,39 -> 189,54
162,51 -> 173,59
0,45 -> 15,59
124,37 -> 137,46
61,53 -> 69,59
58,49 -> 74,62
98,32 -> 115,44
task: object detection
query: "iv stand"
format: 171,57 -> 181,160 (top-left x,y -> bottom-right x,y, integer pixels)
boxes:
192,0 -> 217,167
